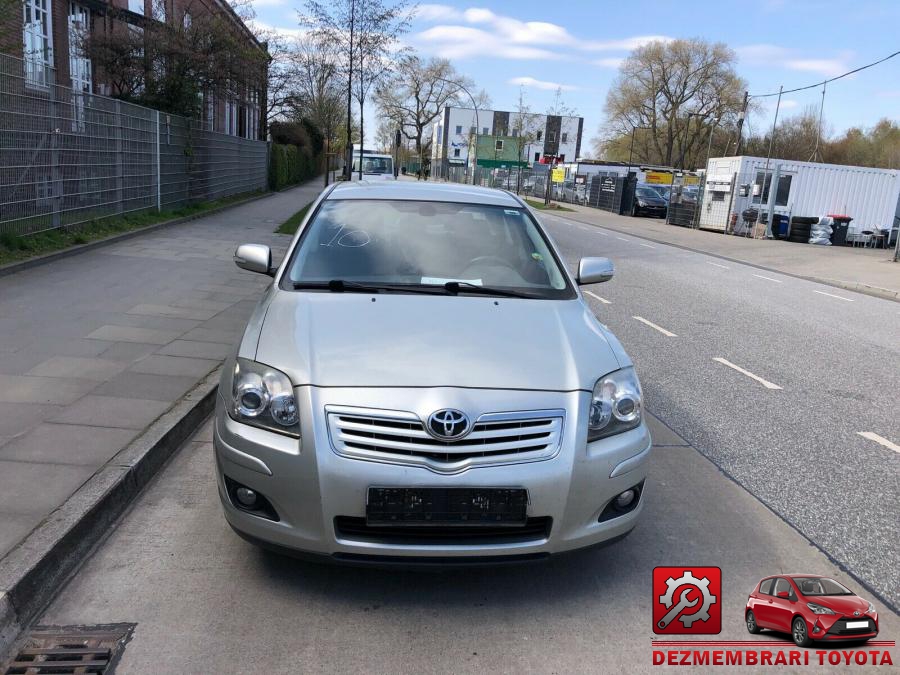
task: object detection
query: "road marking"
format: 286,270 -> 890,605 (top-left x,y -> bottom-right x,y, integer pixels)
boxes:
706,261 -> 730,269
633,316 -> 677,337
596,231 -> 610,237
616,237 -> 629,242
584,290 -> 611,304
752,274 -> 782,283
857,432 -> 900,454
639,243 -> 655,248
814,290 -> 854,302
713,358 -> 782,390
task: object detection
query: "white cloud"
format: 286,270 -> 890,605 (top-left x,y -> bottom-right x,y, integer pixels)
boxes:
417,25 -> 563,60
412,4 -> 462,22
583,35 -> 673,51
785,58 -> 849,78
508,76 -> 577,91
735,44 -> 791,64
736,43 -> 852,78
593,57 -> 625,69
248,19 -> 306,40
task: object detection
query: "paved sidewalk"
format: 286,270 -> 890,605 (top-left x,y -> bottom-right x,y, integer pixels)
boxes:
552,203 -> 900,300
0,179 -> 326,558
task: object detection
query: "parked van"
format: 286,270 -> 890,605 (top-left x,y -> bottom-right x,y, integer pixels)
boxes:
350,146 -> 396,181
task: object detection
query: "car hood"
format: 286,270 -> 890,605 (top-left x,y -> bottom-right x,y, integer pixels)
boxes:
639,197 -> 666,206
805,595 -> 871,615
252,291 -> 625,390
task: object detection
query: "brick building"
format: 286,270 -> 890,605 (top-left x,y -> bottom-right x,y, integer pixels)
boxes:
3,0 -> 267,139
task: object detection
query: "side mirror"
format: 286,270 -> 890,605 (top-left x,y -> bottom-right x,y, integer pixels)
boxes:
777,591 -> 790,599
577,257 -> 614,285
234,244 -> 273,276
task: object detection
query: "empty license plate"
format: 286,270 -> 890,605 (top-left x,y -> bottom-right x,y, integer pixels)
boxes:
845,621 -> 869,629
366,487 -> 528,525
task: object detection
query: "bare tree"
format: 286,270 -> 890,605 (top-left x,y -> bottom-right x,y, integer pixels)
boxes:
601,38 -> 745,168
510,88 -> 542,187
302,0 -> 412,178
374,54 -> 469,177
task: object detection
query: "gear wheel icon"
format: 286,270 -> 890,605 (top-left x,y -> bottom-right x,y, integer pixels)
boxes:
659,571 -> 717,628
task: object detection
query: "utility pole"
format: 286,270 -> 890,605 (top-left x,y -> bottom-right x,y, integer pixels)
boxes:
344,0 -> 355,180
734,90 -> 748,156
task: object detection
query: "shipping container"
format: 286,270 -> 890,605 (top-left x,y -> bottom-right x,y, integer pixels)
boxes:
698,156 -> 900,237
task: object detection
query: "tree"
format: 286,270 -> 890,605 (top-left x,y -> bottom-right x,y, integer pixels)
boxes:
374,55 -> 470,178
600,38 -> 745,168
302,0 -> 412,178
509,88 -> 542,188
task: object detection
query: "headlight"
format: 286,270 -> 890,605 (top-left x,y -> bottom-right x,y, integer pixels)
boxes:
228,358 -> 299,437
867,602 -> 876,614
588,367 -> 642,442
806,602 -> 835,615
637,200 -> 647,207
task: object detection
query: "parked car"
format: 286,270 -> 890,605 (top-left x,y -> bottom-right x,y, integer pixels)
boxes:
632,186 -> 668,218
745,575 -> 879,647
221,181 -> 650,564
558,180 -> 587,204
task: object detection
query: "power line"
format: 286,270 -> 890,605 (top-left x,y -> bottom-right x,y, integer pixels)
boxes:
749,49 -> 900,99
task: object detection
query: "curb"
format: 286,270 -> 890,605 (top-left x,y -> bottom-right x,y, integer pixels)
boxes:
0,370 -> 220,657
552,211 -> 900,303
0,191 -> 273,279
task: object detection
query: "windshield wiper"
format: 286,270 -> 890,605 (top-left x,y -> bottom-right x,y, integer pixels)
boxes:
292,279 -> 448,295
443,281 -> 536,299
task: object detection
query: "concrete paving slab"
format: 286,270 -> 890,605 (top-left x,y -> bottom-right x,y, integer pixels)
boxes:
93,372 -> 198,402
178,327 -> 242,345
47,396 -> 170,430
84,325 -> 183,345
0,460 -> 95,517
0,404 -> 64,441
26,357 -> 127,382
127,355 -> 219,378
0,423 -> 136,466
0,376 -> 96,405
156,340 -> 234,360
98,342 -> 160,362
126,304 -> 220,321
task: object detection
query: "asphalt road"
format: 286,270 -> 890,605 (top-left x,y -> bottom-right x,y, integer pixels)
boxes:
538,210 -> 900,609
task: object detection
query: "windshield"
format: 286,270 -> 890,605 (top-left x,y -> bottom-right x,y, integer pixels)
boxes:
284,199 -> 572,298
636,188 -> 660,199
352,156 -> 393,174
793,577 -> 854,596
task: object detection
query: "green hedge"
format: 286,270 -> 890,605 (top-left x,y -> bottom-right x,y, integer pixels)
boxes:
269,143 -> 321,191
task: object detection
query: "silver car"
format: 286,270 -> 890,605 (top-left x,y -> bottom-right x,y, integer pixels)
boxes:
215,181 -> 650,564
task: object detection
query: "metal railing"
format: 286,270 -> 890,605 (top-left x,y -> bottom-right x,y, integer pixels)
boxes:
0,52 -> 267,238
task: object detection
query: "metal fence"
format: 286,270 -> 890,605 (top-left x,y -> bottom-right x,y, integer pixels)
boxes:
0,52 -> 268,238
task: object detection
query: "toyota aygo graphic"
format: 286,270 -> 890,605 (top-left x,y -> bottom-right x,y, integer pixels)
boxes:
745,575 -> 879,647
215,181 -> 651,563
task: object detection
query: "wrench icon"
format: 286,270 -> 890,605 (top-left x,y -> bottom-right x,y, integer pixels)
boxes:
657,588 -> 698,629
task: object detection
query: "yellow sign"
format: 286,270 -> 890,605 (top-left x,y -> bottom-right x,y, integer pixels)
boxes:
645,171 -> 674,185
683,175 -> 700,185
551,168 -> 565,183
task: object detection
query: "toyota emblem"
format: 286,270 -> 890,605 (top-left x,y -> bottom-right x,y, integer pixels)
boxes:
427,409 -> 471,440
854,611 -> 861,617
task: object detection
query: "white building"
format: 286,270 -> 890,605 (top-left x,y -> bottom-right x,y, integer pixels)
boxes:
431,106 -> 583,178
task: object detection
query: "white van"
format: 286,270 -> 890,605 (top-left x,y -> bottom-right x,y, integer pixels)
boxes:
350,146 -> 396,181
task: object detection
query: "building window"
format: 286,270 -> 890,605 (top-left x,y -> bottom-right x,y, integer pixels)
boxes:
752,172 -> 792,206
183,11 -> 191,28
68,2 -> 92,131
534,152 -> 540,162
558,154 -> 565,162
23,0 -> 53,88
455,125 -> 462,134
453,148 -> 460,157
548,131 -> 556,142
495,139 -> 503,151
536,130 -> 542,141
482,127 -> 488,135
561,132 -> 568,143
470,126 -> 476,135
128,0 -> 144,14
205,91 -> 215,131
225,97 -> 238,136
511,129 -> 518,138
247,89 -> 259,140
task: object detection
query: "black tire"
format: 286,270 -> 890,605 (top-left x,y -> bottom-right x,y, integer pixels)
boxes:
746,610 -> 761,635
791,227 -> 811,237
788,236 -> 809,243
792,617 -> 814,648
632,205 -> 640,217
791,216 -> 818,226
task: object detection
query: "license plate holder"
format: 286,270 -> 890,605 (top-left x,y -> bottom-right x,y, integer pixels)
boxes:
845,620 -> 869,629
366,487 -> 528,526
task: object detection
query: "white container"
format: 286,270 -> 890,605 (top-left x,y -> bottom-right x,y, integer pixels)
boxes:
698,156 -> 900,233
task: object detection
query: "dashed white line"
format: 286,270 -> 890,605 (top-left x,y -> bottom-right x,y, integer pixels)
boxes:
857,432 -> 900,454
616,237 -> 629,242
584,290 -> 611,304
639,243 -> 655,249
814,290 -> 854,302
713,357 -> 782,390
596,231 -> 610,237
706,261 -> 730,269
633,316 -> 677,337
752,274 -> 783,283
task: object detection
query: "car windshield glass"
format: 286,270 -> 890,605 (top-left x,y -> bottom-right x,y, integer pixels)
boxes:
636,188 -> 659,198
352,157 -> 392,174
285,199 -> 571,298
793,577 -> 854,596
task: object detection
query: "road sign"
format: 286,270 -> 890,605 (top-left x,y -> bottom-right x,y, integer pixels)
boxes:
551,168 -> 565,183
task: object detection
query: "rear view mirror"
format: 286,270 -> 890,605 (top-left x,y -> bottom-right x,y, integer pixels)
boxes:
777,591 -> 790,599
577,257 -> 614,285
234,244 -> 273,276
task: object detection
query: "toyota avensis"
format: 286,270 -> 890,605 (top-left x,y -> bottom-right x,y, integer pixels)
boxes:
745,575 -> 879,646
214,181 -> 651,564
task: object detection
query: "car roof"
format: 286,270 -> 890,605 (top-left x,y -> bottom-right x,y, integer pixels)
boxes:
326,180 -> 524,207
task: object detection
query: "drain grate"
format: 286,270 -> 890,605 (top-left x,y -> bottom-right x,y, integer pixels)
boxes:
3,624 -> 135,675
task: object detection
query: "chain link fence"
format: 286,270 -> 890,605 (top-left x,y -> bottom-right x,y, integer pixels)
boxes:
0,52 -> 268,238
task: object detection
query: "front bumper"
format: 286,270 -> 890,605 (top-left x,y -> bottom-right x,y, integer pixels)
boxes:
811,614 -> 879,641
213,386 -> 651,561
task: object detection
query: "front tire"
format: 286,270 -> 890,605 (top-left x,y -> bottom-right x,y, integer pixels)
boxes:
632,205 -> 640,217
746,610 -> 761,634
792,617 -> 813,647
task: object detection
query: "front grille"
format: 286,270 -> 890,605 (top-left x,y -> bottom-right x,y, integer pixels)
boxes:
334,516 -> 552,545
326,407 -> 564,473
827,618 -> 876,636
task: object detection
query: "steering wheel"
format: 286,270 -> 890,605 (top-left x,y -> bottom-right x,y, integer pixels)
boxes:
463,255 -> 518,271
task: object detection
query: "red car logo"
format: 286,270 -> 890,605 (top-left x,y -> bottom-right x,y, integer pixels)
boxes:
745,574 -> 879,647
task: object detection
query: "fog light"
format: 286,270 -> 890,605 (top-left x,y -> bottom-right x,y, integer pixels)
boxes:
614,489 -> 636,510
235,487 -> 258,507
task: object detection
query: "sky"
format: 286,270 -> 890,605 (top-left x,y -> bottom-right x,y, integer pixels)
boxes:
250,0 -> 900,155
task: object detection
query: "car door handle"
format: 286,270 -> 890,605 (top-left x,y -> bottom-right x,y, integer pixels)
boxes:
767,600 -> 773,604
